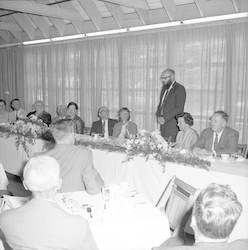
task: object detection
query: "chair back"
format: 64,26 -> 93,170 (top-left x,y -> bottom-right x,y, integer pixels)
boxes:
156,176 -> 200,243
238,144 -> 247,158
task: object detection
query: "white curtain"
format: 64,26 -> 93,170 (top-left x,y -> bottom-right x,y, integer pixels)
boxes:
1,21 -> 247,143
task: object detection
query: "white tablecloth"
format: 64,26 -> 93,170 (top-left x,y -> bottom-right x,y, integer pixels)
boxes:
0,163 -> 8,190
56,191 -> 171,250
91,149 -> 248,242
0,137 -> 47,176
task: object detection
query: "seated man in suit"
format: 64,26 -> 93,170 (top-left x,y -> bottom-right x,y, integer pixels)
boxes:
0,155 -> 98,250
9,98 -> 28,122
191,110 -> 238,157
34,119 -> 104,194
52,104 -> 67,124
152,183 -> 248,250
91,106 -> 118,137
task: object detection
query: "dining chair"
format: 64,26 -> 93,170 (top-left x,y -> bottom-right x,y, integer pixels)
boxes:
238,144 -> 247,158
0,191 -> 12,199
156,176 -> 201,244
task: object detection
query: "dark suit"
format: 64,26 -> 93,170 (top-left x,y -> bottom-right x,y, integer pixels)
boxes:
27,111 -> 52,126
90,118 -> 118,136
156,82 -> 186,142
191,126 -> 239,156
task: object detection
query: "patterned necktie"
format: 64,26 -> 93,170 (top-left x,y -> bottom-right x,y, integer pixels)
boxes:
102,121 -> 105,136
214,133 -> 218,151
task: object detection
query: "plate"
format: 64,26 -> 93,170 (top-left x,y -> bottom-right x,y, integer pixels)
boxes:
236,157 -> 245,162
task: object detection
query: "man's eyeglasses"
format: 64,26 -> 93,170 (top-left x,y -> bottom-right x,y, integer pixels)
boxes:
160,75 -> 171,81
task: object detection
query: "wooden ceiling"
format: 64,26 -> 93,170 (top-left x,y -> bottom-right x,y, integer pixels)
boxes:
0,0 -> 248,47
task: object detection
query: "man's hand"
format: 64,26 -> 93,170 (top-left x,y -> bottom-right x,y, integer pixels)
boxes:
158,117 -> 165,125
193,147 -> 213,157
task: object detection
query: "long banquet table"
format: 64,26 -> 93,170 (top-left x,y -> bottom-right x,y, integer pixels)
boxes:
0,135 -> 247,242
0,136 -> 47,176
90,148 -> 248,242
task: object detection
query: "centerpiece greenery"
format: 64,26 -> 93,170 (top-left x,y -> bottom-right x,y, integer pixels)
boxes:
0,115 -> 53,157
76,129 -> 211,171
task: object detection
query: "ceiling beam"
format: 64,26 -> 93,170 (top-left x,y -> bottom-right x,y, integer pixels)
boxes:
101,0 -> 149,10
0,1 -> 84,22
28,14 -> 50,38
194,0 -> 206,17
78,0 -> 103,31
58,1 -> 84,33
161,0 -> 176,21
135,8 -> 148,25
0,30 -> 10,43
231,0 -> 240,12
105,2 -> 124,28
12,13 -> 35,40
0,21 -> 22,32
49,17 -> 66,36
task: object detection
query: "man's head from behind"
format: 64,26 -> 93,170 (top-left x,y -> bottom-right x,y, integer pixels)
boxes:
23,156 -> 61,194
191,183 -> 242,241
50,119 -> 75,144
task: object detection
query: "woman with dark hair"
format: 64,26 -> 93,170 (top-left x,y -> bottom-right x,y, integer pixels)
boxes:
175,112 -> 199,150
66,102 -> 85,134
113,107 -> 138,139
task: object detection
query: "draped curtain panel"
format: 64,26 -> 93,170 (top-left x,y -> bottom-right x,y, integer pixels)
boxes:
0,48 -> 24,111
0,21 -> 247,143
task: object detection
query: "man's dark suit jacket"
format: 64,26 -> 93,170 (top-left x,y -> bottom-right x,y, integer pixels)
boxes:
191,126 -> 239,156
27,111 -> 52,126
90,118 -> 118,136
156,82 -> 186,141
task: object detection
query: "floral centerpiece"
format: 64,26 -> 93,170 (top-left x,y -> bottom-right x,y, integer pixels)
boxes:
0,115 -> 52,157
76,129 -> 211,171
123,129 -> 210,171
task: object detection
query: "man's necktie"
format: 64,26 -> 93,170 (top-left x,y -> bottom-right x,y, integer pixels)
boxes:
16,111 -> 18,121
102,121 -> 105,135
214,133 -> 218,151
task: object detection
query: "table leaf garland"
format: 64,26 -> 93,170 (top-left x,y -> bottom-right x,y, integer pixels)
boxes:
76,130 -> 211,171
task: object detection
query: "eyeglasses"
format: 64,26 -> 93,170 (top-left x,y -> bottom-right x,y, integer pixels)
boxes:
160,75 -> 171,81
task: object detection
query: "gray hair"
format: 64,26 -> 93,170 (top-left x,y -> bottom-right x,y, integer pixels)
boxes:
24,156 -> 60,192
50,119 -> 74,142
194,183 -> 242,239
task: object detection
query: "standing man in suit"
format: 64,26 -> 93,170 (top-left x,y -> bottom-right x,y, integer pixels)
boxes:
91,106 -> 118,137
9,98 -> 28,122
152,183 -> 248,250
156,69 -> 186,142
191,110 -> 239,157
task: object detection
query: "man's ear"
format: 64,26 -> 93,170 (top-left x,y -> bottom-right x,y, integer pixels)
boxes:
56,178 -> 62,191
23,181 -> 29,191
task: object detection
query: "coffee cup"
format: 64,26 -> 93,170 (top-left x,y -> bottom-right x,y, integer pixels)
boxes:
221,154 -> 229,161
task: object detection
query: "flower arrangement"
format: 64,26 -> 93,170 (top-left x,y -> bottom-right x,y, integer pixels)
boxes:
123,129 -> 210,171
0,115 -> 51,157
76,129 -> 211,171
